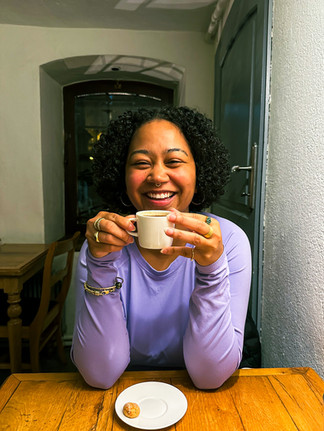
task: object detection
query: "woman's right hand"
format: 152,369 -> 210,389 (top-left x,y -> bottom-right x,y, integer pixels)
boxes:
86,211 -> 136,258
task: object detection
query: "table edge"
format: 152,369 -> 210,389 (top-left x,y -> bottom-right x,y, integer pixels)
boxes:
2,366 -> 323,384
0,374 -> 21,411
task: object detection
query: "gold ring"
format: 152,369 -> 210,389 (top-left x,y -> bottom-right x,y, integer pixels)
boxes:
203,226 -> 214,239
190,247 -> 195,261
94,231 -> 100,243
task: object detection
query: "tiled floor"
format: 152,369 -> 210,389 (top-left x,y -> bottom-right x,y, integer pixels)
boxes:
0,344 -> 77,386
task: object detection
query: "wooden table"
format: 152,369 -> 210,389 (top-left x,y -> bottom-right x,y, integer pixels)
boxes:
0,244 -> 49,372
0,368 -> 323,430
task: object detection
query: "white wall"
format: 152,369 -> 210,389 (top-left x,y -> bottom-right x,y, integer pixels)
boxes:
0,24 -> 214,243
262,0 -> 324,378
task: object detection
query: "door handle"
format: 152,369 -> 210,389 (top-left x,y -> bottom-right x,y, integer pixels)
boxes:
231,144 -> 257,209
231,165 -> 252,172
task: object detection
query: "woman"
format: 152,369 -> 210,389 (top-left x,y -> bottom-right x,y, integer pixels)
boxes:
71,106 -> 251,389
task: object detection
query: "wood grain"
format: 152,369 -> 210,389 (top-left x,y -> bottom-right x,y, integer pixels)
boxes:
0,368 -> 323,431
0,244 -> 49,276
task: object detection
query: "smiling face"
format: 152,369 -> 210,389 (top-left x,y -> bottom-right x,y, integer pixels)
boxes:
125,119 -> 196,213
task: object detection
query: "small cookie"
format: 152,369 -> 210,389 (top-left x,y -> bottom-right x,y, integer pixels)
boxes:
123,402 -> 140,418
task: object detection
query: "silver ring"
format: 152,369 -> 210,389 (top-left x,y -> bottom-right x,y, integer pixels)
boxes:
190,247 -> 195,261
155,183 -> 161,188
94,231 -> 100,243
94,217 -> 104,231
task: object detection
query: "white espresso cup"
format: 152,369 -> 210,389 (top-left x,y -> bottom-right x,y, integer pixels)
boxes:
127,210 -> 174,249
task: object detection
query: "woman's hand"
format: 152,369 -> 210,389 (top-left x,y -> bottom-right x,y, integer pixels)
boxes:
86,211 -> 136,258
161,209 -> 224,266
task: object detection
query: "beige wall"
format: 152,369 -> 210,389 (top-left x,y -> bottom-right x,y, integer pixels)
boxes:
0,24 -> 214,243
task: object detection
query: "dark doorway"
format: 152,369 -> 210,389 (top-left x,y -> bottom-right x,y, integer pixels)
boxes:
64,80 -> 174,241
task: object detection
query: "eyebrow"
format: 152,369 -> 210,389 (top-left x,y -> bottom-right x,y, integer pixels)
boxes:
167,148 -> 189,156
128,148 -> 189,158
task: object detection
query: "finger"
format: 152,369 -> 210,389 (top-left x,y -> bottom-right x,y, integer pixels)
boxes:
93,212 -> 136,232
99,218 -> 135,243
91,213 -> 135,242
164,227 -> 205,247
86,230 -> 130,259
168,211 -> 217,238
92,230 -> 133,246
168,208 -> 208,225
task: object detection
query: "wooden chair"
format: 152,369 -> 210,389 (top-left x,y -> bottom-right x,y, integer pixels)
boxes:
0,232 -> 80,372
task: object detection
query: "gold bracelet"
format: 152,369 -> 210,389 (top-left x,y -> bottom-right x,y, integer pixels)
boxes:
84,277 -> 123,296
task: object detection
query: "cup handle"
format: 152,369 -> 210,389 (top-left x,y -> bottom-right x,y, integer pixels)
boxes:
126,217 -> 138,237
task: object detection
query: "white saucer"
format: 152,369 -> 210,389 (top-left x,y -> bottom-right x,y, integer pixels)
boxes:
115,381 -> 188,430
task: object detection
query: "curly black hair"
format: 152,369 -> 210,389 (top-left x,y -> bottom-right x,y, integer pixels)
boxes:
92,106 -> 230,213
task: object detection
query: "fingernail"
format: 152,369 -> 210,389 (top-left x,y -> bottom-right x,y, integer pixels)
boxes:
164,228 -> 174,235
167,213 -> 176,222
160,249 -> 167,254
128,223 -> 136,231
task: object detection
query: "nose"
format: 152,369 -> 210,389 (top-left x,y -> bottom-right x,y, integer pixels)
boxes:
147,162 -> 169,185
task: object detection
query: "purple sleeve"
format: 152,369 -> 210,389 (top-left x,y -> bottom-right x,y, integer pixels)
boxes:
71,242 -> 130,389
183,226 -> 251,389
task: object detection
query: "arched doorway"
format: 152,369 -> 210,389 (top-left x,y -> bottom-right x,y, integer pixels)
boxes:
40,54 -> 185,244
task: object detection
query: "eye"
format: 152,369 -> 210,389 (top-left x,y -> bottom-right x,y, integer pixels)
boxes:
166,159 -> 184,166
133,160 -> 150,168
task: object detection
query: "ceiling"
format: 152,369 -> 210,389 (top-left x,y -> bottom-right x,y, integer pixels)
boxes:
0,0 -> 219,32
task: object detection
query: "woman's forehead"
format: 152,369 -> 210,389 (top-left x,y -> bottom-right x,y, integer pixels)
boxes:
129,119 -> 191,154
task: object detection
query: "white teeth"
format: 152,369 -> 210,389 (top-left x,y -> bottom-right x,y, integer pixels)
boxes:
147,192 -> 173,199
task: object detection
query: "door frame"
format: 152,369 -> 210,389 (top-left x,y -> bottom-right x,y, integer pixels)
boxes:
255,0 -> 272,332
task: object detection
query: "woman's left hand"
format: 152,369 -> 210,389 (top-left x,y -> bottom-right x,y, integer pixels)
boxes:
161,209 -> 224,266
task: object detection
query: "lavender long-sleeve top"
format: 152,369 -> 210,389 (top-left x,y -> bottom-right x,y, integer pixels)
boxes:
71,213 -> 251,389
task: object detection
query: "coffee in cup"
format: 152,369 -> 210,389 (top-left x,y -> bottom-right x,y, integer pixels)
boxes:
127,210 -> 174,249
